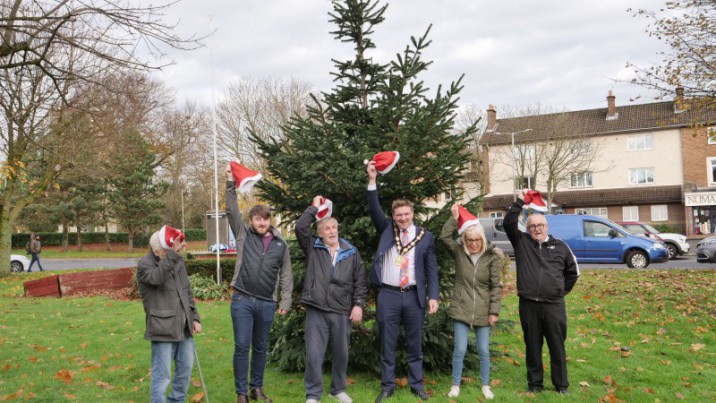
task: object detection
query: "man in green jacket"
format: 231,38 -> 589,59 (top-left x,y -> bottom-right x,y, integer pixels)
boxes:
137,226 -> 201,403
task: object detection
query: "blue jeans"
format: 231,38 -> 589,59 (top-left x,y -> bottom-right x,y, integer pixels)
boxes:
28,253 -> 43,271
452,321 -> 491,386
231,292 -> 277,395
150,334 -> 195,403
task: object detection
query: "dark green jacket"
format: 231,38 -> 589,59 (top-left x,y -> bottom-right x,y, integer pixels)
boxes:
137,249 -> 200,341
440,217 -> 503,327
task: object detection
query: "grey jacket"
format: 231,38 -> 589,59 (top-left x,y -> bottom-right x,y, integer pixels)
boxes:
226,181 -> 293,311
440,217 -> 503,327
295,206 -> 367,315
137,249 -> 200,341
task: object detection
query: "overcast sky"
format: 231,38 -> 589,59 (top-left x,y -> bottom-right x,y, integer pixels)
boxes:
152,0 -> 671,115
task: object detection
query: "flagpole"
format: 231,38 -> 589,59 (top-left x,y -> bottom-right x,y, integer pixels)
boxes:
209,15 -> 222,285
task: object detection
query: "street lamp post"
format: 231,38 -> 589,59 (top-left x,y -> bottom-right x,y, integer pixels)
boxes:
181,189 -> 186,235
495,128 -> 533,201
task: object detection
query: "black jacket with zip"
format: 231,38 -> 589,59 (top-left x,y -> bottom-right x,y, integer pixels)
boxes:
504,199 -> 579,303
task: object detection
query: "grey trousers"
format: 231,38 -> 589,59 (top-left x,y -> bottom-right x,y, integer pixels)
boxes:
304,306 -> 352,399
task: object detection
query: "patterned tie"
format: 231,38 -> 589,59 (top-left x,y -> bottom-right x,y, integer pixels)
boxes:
399,229 -> 409,287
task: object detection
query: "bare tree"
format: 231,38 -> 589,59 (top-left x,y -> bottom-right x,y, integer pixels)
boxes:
0,0 -> 201,273
628,1 -> 716,117
216,76 -> 314,167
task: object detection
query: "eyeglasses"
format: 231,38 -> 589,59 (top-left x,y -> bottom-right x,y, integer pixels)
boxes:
527,223 -> 546,231
465,238 -> 483,243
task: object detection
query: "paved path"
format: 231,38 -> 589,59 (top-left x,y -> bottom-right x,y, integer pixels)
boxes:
33,258 -> 140,271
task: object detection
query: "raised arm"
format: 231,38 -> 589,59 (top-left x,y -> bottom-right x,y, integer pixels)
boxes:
439,205 -> 461,256
504,190 -> 526,246
296,199 -> 320,255
366,161 -> 390,232
224,163 -> 245,239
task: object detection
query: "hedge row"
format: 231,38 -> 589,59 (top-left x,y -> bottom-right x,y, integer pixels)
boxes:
11,228 -> 206,248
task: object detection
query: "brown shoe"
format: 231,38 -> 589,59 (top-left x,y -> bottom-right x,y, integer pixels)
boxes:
237,394 -> 249,403
249,388 -> 273,403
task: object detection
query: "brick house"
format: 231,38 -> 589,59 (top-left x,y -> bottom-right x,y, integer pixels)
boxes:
478,88 -> 716,236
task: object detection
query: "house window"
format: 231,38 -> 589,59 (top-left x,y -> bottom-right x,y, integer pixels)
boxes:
709,157 -> 716,185
515,176 -> 536,190
623,206 -> 639,221
708,127 -> 716,145
570,172 -> 593,188
489,211 -> 504,218
628,133 -> 653,151
629,167 -> 655,185
651,205 -> 668,221
575,207 -> 608,218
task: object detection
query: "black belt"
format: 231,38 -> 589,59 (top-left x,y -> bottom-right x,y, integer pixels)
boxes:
382,284 -> 417,292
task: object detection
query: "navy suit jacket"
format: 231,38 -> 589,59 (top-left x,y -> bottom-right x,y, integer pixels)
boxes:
367,189 -> 439,308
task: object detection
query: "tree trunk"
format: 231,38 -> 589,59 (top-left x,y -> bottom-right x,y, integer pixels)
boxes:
104,222 -> 111,251
76,229 -> 83,252
62,224 -> 69,252
127,228 -> 134,253
0,214 -> 13,276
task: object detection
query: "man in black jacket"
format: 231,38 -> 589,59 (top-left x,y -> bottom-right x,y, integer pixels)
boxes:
225,164 -> 293,403
504,189 -> 579,395
296,196 -> 367,403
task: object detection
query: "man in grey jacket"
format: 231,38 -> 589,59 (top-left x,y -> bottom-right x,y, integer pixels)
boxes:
137,227 -> 201,403
225,164 -> 293,403
296,196 -> 367,403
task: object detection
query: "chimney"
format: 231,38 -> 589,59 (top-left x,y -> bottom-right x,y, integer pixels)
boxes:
487,104 -> 496,131
606,90 -> 618,120
675,86 -> 685,112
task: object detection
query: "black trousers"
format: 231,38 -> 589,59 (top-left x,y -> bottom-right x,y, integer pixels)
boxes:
518,298 -> 569,390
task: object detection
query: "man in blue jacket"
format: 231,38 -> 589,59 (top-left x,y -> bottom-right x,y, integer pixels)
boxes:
296,196 -> 367,403
366,162 -> 439,402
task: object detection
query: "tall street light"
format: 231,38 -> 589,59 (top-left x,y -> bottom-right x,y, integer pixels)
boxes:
495,128 -> 533,201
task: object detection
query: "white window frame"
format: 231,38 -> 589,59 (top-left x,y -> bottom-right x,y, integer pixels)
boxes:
629,167 -> 655,185
570,172 -> 593,188
651,205 -> 668,222
489,211 -> 504,218
575,207 -> 608,218
709,157 -> 716,185
708,127 -> 716,145
623,206 -> 639,221
627,133 -> 653,151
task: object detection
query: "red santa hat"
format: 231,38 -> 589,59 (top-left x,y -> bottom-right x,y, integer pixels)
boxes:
158,225 -> 185,250
363,151 -> 400,174
316,197 -> 333,220
456,205 -> 482,235
229,160 -> 262,193
523,190 -> 548,212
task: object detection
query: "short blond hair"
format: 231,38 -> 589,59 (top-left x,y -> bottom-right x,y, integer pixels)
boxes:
461,224 -> 487,255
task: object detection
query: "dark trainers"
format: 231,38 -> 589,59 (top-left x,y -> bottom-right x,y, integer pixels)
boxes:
249,388 -> 273,403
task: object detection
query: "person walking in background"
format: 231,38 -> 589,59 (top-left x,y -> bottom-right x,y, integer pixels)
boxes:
504,189 -> 579,394
28,233 -> 44,272
440,204 -> 503,400
365,160 -> 439,402
137,226 -> 201,403
295,196 -> 367,403
225,162 -> 293,403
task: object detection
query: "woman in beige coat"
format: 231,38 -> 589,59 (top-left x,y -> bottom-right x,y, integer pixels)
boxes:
440,204 -> 503,400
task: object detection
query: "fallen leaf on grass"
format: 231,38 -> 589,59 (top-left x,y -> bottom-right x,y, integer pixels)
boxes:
675,392 -> 685,399
191,380 -> 202,387
642,387 -> 654,394
64,393 -> 77,399
80,342 -> 87,349
346,378 -> 356,385
603,375 -> 614,385
579,381 -> 590,387
54,369 -> 73,384
1,389 -> 23,400
2,364 -> 10,371
621,351 -> 631,358
28,356 -> 39,363
191,392 -> 205,402
688,343 -> 705,352
96,381 -> 115,390
395,377 -> 408,387
502,356 -> 520,366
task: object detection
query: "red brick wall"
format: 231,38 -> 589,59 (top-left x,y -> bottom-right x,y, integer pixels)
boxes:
682,127 -> 716,186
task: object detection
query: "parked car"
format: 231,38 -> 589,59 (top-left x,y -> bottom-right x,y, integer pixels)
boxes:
478,217 -> 526,256
696,236 -> 716,263
617,221 -> 689,259
545,214 -> 668,269
10,254 -> 30,272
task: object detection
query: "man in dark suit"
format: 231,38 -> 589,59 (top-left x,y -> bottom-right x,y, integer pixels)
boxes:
366,161 -> 439,402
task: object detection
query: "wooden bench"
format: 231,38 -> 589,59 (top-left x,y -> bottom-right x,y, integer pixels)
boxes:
23,268 -> 135,298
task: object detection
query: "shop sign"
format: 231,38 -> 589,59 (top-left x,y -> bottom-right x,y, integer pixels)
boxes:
685,192 -> 716,206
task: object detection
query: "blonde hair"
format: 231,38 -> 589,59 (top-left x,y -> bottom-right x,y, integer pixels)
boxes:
461,224 -> 487,255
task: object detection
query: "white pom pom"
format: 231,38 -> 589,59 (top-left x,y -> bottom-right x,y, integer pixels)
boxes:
363,159 -> 369,165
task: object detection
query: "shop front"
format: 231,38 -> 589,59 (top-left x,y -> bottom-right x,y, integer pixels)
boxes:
685,191 -> 716,236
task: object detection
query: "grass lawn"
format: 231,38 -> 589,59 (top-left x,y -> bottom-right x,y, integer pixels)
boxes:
0,269 -> 714,402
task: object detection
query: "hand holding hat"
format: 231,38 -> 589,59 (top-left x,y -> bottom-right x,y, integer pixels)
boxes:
455,205 -> 483,235
312,195 -> 333,220
229,160 -> 262,193
159,225 -> 185,251
363,151 -> 400,175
